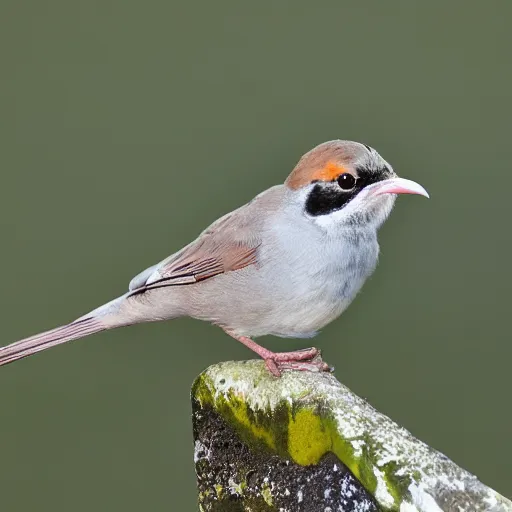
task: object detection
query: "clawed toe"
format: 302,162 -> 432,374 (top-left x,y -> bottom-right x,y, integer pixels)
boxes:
271,347 -> 319,362
222,330 -> 332,378
264,349 -> 332,377
265,358 -> 282,377
276,359 -> 331,373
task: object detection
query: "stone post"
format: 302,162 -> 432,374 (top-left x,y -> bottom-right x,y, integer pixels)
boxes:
192,360 -> 511,512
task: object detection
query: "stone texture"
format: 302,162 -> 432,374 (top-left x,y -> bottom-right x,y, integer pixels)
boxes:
192,360 -> 512,512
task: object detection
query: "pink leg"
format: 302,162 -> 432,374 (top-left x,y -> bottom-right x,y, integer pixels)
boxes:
223,329 -> 331,377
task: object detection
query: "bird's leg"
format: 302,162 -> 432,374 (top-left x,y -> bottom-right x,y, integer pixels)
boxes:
222,329 -> 331,377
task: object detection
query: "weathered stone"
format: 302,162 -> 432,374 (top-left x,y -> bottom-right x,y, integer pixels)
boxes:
192,360 -> 512,512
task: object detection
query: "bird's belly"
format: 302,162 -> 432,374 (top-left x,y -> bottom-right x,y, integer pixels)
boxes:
263,274 -> 365,338
186,233 -> 379,339
253,239 -> 379,338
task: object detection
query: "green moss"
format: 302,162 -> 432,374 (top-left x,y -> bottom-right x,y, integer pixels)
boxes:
287,408 -> 331,465
260,483 -> 273,506
228,478 -> 247,496
376,459 -> 415,504
193,370 -> 410,511
193,373 -> 282,454
199,489 -> 213,500
330,430 -> 362,479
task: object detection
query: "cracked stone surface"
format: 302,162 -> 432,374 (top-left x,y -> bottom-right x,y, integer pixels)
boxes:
192,360 -> 512,512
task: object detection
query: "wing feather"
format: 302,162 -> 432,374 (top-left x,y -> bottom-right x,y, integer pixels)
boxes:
127,185 -> 283,294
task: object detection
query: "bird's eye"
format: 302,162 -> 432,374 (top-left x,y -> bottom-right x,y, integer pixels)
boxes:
337,173 -> 356,190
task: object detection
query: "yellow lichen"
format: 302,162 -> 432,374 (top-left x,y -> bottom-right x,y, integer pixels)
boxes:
260,483 -> 273,506
287,409 -> 332,465
228,477 -> 246,496
331,434 -> 362,480
194,368 -> 406,511
225,395 -> 276,450
214,484 -> 223,499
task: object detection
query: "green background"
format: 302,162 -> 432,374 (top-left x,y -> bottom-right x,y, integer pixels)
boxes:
1,1 -> 511,510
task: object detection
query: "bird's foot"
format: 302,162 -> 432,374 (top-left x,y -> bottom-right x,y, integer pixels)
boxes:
264,348 -> 332,377
222,329 -> 332,378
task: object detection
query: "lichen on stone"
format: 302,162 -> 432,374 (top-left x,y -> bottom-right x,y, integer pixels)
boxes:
193,360 -> 511,512
193,377 -> 378,511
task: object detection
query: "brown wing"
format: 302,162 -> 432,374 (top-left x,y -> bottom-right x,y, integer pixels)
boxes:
128,185 -> 283,294
153,237 -> 259,285
130,213 -> 261,293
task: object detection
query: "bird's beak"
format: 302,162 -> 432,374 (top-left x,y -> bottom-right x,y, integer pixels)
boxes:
368,177 -> 429,198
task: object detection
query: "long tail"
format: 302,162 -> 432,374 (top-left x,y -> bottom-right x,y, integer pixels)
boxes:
0,317 -> 107,366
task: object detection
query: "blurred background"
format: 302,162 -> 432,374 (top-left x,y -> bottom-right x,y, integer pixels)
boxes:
1,1 -> 511,510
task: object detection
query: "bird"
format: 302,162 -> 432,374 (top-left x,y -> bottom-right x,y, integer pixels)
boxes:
0,140 -> 428,376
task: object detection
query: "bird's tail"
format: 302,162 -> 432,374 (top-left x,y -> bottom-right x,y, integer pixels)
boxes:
0,317 -> 106,366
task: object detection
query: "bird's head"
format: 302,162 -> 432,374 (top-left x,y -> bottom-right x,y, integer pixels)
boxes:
286,140 -> 428,230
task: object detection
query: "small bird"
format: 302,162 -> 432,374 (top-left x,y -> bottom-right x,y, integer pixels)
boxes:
0,140 -> 428,376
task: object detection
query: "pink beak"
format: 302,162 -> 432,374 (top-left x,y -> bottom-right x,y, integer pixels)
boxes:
369,177 -> 429,198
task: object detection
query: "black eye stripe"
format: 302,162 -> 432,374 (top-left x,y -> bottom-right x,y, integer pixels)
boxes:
305,182 -> 361,216
305,170 -> 387,217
